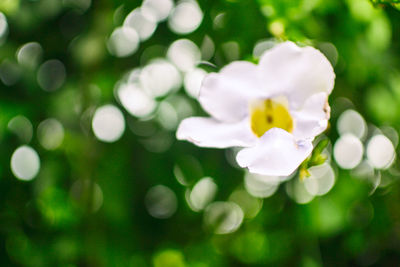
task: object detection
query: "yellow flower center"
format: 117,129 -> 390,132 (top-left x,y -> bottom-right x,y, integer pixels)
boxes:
250,97 -> 294,137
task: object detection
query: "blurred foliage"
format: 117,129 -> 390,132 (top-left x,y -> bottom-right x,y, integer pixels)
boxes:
371,0 -> 400,4
1,0 -> 400,266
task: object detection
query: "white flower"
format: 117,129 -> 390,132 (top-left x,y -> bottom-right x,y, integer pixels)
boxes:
176,41 -> 335,176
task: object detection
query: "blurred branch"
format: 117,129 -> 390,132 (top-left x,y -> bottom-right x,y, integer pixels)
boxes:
299,138 -> 329,180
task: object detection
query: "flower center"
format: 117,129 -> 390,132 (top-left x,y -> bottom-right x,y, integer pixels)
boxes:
250,97 -> 293,137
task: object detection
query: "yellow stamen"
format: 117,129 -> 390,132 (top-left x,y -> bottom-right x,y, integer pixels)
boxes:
250,97 -> 293,137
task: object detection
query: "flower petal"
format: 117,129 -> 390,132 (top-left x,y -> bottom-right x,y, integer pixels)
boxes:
199,61 -> 267,122
291,92 -> 330,140
236,128 -> 313,176
259,41 -> 335,109
176,117 -> 257,148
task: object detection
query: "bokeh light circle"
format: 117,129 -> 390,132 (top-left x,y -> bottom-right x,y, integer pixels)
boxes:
333,134 -> 363,169
37,59 -> 66,92
337,109 -> 367,139
228,189 -> 263,219
156,101 -> 179,130
244,172 -> 280,198
204,201 -> 244,234
167,39 -> 201,72
139,59 -> 181,97
37,118 -> 64,150
16,42 -> 43,69
8,115 -> 33,143
117,83 -> 156,118
367,134 -> 395,169
92,105 -> 125,143
286,178 -> 314,204
168,1 -> 203,35
124,8 -> 157,41
188,177 -> 217,211
0,12 -> 8,42
253,39 -> 276,58
0,60 -> 21,86
145,185 -> 178,219
11,146 -> 40,181
107,27 -> 139,58
142,0 -> 173,22
304,163 -> 335,196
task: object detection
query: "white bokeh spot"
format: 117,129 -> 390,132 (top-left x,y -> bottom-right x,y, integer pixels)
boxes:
92,105 -> 125,142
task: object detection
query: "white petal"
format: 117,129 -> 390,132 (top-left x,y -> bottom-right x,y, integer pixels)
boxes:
236,128 -> 313,176
199,61 -> 267,123
259,41 -> 335,109
176,117 -> 257,148
291,92 -> 330,140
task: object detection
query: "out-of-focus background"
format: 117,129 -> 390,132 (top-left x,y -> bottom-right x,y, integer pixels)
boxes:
1,0 -> 400,266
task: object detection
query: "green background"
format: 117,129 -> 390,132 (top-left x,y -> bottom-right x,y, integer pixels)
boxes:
1,0 -> 400,266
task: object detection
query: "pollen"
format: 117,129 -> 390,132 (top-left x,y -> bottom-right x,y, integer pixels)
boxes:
250,97 -> 294,137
